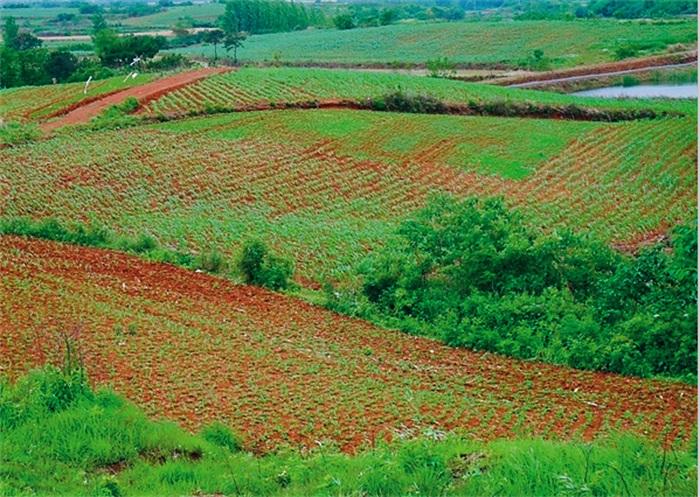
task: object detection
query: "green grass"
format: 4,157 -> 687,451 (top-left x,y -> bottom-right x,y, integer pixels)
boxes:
172,18 -> 697,68
2,366 -> 696,497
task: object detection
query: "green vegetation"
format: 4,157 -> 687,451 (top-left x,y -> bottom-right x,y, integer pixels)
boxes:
172,19 -> 697,68
327,195 -> 697,380
0,122 -> 40,146
238,239 -> 294,290
144,67 -> 697,118
220,0 -> 321,35
0,216 -> 198,271
1,12 -> 167,88
2,366 -> 696,496
0,73 -> 155,124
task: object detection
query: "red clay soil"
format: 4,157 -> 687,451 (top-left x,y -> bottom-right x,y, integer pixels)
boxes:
492,50 -> 698,87
40,67 -> 229,132
0,236 -> 696,453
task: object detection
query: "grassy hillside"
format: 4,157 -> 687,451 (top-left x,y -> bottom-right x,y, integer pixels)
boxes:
0,236 -> 695,454
172,19 -> 697,67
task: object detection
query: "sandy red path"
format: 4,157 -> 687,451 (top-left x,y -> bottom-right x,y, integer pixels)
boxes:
41,67 -> 229,132
0,236 -> 696,453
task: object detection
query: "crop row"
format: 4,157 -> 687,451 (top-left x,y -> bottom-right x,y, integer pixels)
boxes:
172,19 -> 697,68
1,110 -> 695,282
1,236 -> 696,452
140,67 -> 696,118
1,73 -> 156,124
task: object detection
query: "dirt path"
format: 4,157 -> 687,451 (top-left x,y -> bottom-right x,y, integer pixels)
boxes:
41,67 -> 229,132
509,61 -> 697,88
491,51 -> 697,88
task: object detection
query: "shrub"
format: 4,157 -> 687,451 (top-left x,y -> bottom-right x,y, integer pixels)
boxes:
333,13 -> 355,30
237,239 -> 293,290
194,249 -> 226,273
328,195 -> 697,380
371,90 -> 446,114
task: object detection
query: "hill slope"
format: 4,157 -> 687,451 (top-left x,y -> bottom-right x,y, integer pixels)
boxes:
2,109 -> 695,282
0,236 -> 695,452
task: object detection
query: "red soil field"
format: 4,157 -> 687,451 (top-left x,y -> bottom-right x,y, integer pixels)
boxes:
0,236 -> 696,453
40,67 -> 230,132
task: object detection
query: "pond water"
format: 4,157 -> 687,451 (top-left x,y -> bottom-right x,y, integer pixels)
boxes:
572,83 -> 697,99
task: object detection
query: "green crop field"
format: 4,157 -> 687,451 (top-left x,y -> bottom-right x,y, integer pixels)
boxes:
0,73 -> 155,124
121,3 -> 226,28
2,104 -> 695,283
173,19 -> 697,68
143,67 -> 697,117
1,9 -> 698,494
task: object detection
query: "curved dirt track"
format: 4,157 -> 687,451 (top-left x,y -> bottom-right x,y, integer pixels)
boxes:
0,236 -> 695,452
509,61 -> 697,88
41,67 -> 229,132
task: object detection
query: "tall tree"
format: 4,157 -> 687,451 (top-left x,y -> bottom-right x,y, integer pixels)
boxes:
223,32 -> 246,64
2,16 -> 20,50
203,29 -> 225,64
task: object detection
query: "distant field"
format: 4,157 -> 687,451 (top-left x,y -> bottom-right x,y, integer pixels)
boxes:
1,107 -> 694,282
1,236 -> 695,452
120,3 -> 225,29
142,67 -> 697,116
0,74 -> 156,123
173,19 -> 698,68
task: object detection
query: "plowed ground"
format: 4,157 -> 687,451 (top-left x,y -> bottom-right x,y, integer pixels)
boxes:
0,236 -> 695,453
40,67 -> 229,132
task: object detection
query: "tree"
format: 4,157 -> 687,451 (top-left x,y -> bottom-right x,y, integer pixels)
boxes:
3,16 -> 19,50
203,29 -> 225,64
14,32 -> 43,51
223,32 -> 247,64
333,13 -> 355,30
91,13 -> 108,33
379,8 -> 397,25
45,49 -> 78,82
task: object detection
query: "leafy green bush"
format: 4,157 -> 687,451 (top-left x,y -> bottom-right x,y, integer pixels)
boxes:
327,195 -> 697,380
88,97 -> 141,130
237,239 -> 294,290
194,249 -> 227,274
371,90 -> 446,114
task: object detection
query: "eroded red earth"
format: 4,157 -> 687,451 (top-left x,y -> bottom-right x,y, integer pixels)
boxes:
0,236 -> 695,452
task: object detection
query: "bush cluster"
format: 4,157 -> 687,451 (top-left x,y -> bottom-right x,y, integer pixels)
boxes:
326,195 -> 697,380
0,217 -> 294,291
237,239 -> 294,290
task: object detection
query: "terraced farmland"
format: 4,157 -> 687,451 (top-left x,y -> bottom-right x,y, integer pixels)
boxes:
0,74 -> 156,124
1,109 -> 695,282
0,236 -> 695,452
173,19 -> 698,68
142,67 -> 697,117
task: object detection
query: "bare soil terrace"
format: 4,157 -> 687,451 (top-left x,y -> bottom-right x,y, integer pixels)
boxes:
0,236 -> 695,453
